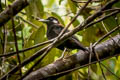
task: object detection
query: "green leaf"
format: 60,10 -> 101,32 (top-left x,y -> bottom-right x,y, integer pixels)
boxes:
34,0 -> 44,17
103,15 -> 119,36
113,1 -> 120,7
38,48 -> 61,67
91,64 -> 97,73
59,0 -> 64,5
116,14 -> 120,33
70,17 -> 80,27
25,0 -> 44,19
23,26 -> 45,59
68,0 -> 77,14
34,26 -> 45,45
103,16 -> 117,30
47,0 -> 55,8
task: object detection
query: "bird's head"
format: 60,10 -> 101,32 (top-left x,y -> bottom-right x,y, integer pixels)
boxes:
39,17 -> 59,25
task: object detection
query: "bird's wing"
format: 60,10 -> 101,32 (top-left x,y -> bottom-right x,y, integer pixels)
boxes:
70,35 -> 87,50
52,24 -> 81,43
52,24 -> 69,35
52,24 -> 87,50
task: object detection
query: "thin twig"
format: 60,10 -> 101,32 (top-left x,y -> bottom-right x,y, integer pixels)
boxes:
0,1 -> 119,79
20,1 -> 93,79
101,63 -> 120,79
102,8 -> 120,13
20,48 -> 67,80
23,1 -> 120,79
0,43 -> 52,80
1,1 -> 117,59
8,23 -> 22,32
18,16 -> 39,29
0,39 -> 54,57
11,17 -> 22,77
72,0 -> 100,3
84,10 -> 120,29
91,26 -> 120,80
17,18 -> 25,58
34,0 -> 92,73
90,24 -> 120,79
101,21 -> 119,46
101,21 -> 112,37
92,47 -> 106,80
1,25 -> 7,75
88,43 -> 92,80
41,0 -> 92,59
57,0 -> 92,39
114,15 -> 120,34
93,26 -> 120,47
1,9 -> 119,79
58,48 -> 67,60
40,53 -> 120,80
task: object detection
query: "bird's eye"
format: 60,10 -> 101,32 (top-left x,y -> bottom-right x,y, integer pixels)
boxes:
50,18 -> 53,20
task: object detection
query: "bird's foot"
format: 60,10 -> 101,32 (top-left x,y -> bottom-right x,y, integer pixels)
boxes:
56,53 -> 71,62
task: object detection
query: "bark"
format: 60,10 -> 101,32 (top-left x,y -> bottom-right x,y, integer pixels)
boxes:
24,34 -> 120,80
0,0 -> 119,80
0,0 -> 29,27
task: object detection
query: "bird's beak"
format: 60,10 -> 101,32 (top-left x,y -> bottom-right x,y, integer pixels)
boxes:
38,19 -> 49,23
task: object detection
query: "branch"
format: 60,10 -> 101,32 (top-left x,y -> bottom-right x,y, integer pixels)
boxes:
0,0 -> 119,79
72,0 -> 100,3
0,0 -> 29,27
31,0 -> 119,73
24,34 -> 120,80
11,17 -> 22,77
0,39 -> 53,57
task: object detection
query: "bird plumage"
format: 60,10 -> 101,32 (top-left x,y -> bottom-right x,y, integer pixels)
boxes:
40,17 -> 87,51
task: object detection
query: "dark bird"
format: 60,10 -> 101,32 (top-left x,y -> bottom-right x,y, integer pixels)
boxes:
39,17 -> 87,51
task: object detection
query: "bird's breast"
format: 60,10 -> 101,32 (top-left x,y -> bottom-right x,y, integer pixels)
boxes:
47,29 -> 58,40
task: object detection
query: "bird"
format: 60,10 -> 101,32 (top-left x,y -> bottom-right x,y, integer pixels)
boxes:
39,17 -> 88,51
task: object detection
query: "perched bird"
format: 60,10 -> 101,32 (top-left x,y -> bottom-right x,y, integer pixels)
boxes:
39,17 -> 87,51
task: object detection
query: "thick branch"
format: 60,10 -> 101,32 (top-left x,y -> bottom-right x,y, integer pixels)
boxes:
24,34 -> 120,80
0,0 -> 119,80
1,1 -> 119,79
0,0 -> 29,27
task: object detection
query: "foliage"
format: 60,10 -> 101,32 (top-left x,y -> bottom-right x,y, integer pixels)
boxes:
0,0 -> 120,80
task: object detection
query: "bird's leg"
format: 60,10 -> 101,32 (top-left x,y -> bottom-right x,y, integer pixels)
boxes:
57,48 -> 67,61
